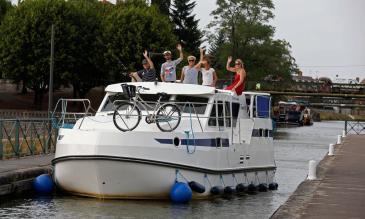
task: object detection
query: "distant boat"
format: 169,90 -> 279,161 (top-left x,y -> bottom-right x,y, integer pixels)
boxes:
273,101 -> 313,127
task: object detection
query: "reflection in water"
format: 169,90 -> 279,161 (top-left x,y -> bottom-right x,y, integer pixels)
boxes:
0,121 -> 344,219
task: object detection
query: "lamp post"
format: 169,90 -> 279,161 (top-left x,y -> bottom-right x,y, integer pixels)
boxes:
48,24 -> 54,118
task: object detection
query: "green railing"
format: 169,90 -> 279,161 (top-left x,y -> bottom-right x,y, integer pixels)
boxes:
344,120 -> 365,135
0,119 -> 58,159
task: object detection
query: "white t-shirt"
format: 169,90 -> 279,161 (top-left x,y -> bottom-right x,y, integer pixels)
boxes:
201,68 -> 215,86
160,58 -> 183,82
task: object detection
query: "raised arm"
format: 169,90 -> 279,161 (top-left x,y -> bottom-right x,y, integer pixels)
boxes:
226,56 -> 236,72
177,43 -> 183,60
143,50 -> 154,69
194,47 -> 205,69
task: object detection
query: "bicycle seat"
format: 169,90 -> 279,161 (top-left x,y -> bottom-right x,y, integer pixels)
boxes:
157,92 -> 168,98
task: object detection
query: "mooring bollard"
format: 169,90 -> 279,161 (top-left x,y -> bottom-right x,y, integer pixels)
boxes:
328,143 -> 334,156
337,135 -> 342,144
307,160 -> 317,180
342,130 -> 346,138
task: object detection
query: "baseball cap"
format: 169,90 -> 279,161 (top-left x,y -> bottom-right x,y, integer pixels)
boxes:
163,51 -> 171,55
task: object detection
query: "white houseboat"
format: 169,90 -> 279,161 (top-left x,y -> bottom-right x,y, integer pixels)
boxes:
52,82 -> 277,199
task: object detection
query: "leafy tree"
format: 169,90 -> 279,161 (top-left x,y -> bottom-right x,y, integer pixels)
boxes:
103,3 -> 176,81
151,0 -> 170,15
0,0 -> 106,108
0,0 -> 12,25
170,0 -> 202,55
209,0 -> 297,82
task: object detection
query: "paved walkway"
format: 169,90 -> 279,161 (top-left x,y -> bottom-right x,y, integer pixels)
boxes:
0,154 -> 53,174
0,154 -> 53,196
272,135 -> 365,219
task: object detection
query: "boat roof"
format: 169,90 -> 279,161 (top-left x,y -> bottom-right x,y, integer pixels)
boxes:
105,82 -> 271,97
105,82 -> 216,95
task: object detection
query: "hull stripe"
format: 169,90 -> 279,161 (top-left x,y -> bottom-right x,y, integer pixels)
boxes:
52,155 -> 276,174
155,138 -> 230,147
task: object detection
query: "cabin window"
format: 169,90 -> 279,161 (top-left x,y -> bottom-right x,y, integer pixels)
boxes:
256,96 -> 270,118
175,95 -> 209,114
225,102 -> 231,127
101,93 -> 128,111
232,102 -> 240,127
208,101 -> 224,127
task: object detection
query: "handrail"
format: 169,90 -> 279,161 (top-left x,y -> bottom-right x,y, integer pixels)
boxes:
51,98 -> 92,129
345,120 -> 365,135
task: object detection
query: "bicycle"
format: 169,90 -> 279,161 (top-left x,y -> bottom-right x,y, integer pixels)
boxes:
113,84 -> 181,132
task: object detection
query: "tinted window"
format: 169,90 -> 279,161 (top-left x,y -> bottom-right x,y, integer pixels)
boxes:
175,96 -> 209,114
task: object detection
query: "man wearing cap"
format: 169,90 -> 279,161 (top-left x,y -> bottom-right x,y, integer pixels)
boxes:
160,44 -> 183,82
129,50 -> 156,82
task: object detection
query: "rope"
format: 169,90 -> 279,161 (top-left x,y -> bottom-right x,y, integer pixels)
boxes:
255,172 -> 260,184
232,173 -> 239,185
244,173 -> 250,184
185,104 -> 196,154
175,169 -> 188,182
204,174 -> 212,187
220,175 -> 226,187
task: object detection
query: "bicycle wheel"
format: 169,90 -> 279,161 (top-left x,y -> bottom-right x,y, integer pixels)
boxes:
156,103 -> 181,132
113,101 -> 141,132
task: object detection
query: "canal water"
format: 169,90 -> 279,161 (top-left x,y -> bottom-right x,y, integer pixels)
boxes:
0,121 -> 344,219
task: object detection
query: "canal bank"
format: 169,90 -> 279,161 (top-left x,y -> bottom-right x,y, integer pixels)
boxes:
271,134 -> 365,219
0,155 -> 52,196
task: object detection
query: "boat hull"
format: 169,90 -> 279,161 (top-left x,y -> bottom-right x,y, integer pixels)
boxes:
53,156 -> 276,199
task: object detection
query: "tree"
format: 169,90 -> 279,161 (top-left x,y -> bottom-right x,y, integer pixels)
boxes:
170,0 -> 202,55
0,0 -> 107,108
103,3 -> 176,82
151,0 -> 170,15
209,0 -> 297,82
0,0 -> 12,25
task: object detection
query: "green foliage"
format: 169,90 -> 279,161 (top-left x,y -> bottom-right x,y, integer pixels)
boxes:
151,0 -> 170,15
0,0 -> 107,107
0,0 -> 12,25
103,4 -> 176,81
171,0 -> 202,56
209,0 -> 297,81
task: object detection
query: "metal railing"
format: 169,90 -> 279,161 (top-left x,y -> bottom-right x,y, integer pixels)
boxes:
344,120 -> 365,135
0,119 -> 58,159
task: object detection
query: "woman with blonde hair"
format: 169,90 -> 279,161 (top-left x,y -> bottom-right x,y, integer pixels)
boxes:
225,56 -> 246,95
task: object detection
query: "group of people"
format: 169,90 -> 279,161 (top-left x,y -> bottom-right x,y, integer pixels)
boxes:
129,44 -> 246,95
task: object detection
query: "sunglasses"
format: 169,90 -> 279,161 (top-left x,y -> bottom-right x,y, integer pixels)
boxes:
235,63 -> 241,65
188,60 -> 195,62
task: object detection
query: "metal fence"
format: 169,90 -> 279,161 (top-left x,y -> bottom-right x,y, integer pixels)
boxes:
0,119 -> 58,159
344,120 -> 365,135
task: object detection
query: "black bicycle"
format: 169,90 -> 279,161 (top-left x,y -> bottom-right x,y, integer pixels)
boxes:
113,84 -> 181,132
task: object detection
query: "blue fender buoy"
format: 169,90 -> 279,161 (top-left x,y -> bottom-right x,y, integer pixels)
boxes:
188,181 -> 205,193
269,182 -> 279,190
170,182 -> 192,203
33,174 -> 54,194
247,183 -> 257,193
258,183 -> 268,192
210,186 -> 224,195
236,183 -> 247,193
224,186 -> 236,195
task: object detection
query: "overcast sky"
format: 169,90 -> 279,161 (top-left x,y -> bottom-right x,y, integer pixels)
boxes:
195,0 -> 365,81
